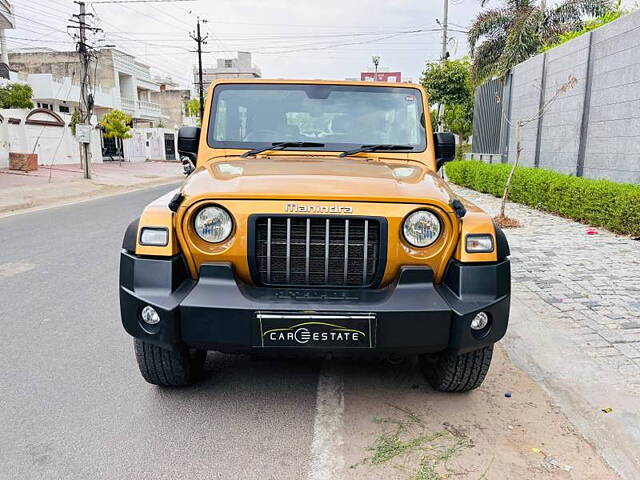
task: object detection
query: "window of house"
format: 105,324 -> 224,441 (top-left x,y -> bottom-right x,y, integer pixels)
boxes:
59,105 -> 70,113
224,59 -> 233,68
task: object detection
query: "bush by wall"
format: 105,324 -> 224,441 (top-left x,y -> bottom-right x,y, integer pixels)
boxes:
445,161 -> 640,236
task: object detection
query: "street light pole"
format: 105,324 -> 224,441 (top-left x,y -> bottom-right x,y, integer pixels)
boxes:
438,0 -> 449,133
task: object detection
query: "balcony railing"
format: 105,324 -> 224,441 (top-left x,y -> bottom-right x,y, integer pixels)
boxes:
138,100 -> 161,116
119,98 -> 161,118
120,98 -> 136,112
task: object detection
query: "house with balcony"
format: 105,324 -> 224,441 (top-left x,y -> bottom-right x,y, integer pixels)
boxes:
9,48 -> 164,127
0,0 -> 15,73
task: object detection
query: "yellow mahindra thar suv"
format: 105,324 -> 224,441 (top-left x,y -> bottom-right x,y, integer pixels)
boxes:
119,79 -> 511,392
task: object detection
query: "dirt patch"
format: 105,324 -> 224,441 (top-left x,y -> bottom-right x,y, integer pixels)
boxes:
493,215 -> 522,229
340,346 -> 617,479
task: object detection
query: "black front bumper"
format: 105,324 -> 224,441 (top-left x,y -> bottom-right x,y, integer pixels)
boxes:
120,253 -> 510,355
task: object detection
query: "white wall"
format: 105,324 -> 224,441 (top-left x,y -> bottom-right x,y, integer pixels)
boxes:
122,127 -> 177,162
0,109 -> 103,167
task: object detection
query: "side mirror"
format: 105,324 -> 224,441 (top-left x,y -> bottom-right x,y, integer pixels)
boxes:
434,132 -> 456,171
178,126 -> 200,163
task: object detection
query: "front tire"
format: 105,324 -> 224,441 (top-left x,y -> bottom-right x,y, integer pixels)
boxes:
419,345 -> 493,392
134,339 -> 206,387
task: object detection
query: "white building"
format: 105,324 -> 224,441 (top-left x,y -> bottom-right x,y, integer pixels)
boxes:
195,51 -> 261,89
0,0 -> 15,68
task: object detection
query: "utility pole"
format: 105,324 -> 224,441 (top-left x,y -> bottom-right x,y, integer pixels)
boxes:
190,17 -> 208,123
437,0 -> 449,132
71,1 -> 100,179
440,0 -> 449,63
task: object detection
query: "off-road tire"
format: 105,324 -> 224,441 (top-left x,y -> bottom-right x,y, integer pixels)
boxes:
134,339 -> 206,387
419,345 -> 493,392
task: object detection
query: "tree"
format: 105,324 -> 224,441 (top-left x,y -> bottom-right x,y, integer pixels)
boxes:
469,0 -> 612,84
443,102 -> 473,145
185,98 -> 202,126
69,108 -> 81,136
99,109 -> 132,161
185,98 -> 200,118
0,83 -> 34,109
421,58 -> 474,142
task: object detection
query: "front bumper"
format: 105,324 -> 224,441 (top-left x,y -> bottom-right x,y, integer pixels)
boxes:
119,252 -> 510,355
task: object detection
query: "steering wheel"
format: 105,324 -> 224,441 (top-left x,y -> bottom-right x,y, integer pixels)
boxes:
244,129 -> 280,142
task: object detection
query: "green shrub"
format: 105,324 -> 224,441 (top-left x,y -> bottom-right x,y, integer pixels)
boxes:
540,6 -> 627,53
445,160 -> 640,236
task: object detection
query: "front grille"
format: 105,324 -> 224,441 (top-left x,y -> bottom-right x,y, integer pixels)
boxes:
252,216 -> 383,287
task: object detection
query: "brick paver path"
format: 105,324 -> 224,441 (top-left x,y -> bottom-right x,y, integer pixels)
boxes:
451,185 -> 640,379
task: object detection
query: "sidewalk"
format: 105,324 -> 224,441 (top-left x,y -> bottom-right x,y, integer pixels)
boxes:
451,185 -> 640,479
0,161 -> 183,215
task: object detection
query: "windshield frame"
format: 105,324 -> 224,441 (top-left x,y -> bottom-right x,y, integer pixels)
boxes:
206,82 -> 427,154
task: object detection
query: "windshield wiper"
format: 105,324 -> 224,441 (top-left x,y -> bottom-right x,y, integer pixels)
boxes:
338,144 -> 415,157
241,142 -> 325,158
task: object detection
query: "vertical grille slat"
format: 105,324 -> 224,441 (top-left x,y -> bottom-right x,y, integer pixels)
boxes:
343,219 -> 349,285
363,220 -> 368,285
324,219 -> 330,284
254,215 -> 381,288
305,218 -> 310,284
286,218 -> 291,284
267,217 -> 272,283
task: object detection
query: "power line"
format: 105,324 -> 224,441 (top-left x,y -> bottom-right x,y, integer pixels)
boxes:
92,0 -> 195,3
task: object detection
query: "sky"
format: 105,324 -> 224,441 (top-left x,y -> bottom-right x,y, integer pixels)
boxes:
5,0 -> 635,89
6,0 -> 480,89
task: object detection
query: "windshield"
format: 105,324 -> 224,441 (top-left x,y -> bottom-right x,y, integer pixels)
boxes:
208,84 -> 426,153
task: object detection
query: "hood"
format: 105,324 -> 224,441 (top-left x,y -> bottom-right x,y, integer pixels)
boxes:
180,156 -> 455,210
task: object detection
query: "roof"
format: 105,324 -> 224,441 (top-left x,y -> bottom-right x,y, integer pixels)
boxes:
207,78 -> 421,90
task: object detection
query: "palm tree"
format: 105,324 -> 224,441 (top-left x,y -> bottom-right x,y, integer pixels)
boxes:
468,0 -> 612,84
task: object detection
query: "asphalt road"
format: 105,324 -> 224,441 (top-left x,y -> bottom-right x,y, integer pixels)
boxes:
0,186 -> 616,480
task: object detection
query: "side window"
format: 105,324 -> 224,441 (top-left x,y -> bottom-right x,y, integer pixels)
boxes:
213,99 -> 226,141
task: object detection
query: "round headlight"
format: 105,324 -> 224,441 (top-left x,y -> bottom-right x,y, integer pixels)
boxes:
194,206 -> 233,243
403,210 -> 441,247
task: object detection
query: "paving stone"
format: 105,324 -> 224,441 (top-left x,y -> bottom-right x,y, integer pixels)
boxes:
451,185 -> 640,367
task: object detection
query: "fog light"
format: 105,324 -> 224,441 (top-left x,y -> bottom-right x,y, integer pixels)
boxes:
141,306 -> 160,325
470,312 -> 489,330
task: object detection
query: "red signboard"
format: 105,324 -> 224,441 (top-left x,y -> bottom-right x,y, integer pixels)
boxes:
360,72 -> 402,83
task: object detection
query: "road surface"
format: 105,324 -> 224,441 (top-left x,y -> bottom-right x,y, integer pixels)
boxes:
0,185 -> 616,479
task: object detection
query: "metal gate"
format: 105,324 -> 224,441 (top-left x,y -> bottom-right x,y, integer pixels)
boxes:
164,133 -> 176,160
471,75 -> 511,160
102,136 -> 123,160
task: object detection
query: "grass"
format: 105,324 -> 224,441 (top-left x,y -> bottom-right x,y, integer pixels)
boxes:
353,405 -> 472,480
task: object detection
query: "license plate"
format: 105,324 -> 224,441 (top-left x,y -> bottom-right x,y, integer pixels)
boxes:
257,312 -> 375,348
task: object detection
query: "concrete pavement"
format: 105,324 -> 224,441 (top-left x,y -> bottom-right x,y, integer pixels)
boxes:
0,185 -> 618,479
0,161 -> 183,215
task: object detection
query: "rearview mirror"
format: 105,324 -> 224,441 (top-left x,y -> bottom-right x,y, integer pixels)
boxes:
178,126 -> 200,163
434,132 -> 456,171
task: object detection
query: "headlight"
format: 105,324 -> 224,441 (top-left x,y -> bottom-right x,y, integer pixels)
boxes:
465,234 -> 494,253
403,210 -> 441,247
194,206 -> 233,243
